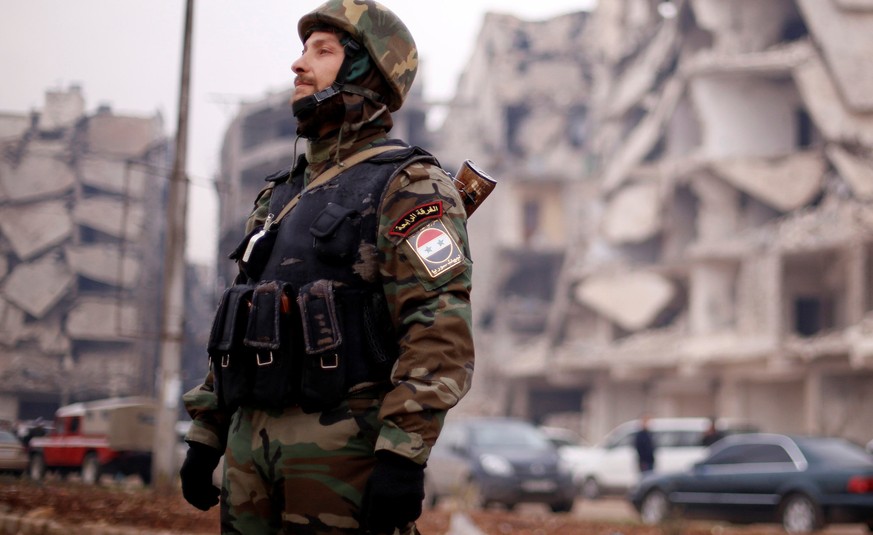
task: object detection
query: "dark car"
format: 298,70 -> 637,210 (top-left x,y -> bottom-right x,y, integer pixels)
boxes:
424,417 -> 576,512
628,433 -> 873,533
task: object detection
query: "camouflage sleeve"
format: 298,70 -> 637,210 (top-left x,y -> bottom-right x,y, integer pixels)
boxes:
182,367 -> 231,451
373,160 -> 475,464
245,183 -> 274,235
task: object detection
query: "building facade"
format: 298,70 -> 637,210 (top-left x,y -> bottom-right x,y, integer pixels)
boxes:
438,1 -> 873,446
0,86 -> 170,421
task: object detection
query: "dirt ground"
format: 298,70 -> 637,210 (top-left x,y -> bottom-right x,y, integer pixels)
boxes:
0,475 -> 840,535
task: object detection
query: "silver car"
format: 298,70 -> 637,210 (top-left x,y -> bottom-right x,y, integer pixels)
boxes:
424,417 -> 576,512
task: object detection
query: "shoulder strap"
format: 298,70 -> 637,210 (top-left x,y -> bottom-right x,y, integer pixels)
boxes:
269,145 -> 399,228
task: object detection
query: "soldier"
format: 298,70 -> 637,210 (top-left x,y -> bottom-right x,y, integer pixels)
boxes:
179,1 -> 475,534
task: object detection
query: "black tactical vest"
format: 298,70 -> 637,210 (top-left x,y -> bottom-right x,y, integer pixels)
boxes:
210,142 -> 439,412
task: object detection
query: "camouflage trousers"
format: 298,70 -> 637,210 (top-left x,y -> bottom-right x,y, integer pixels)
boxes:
220,398 -> 419,535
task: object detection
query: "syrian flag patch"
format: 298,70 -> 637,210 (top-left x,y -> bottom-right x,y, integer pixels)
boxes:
407,219 -> 463,279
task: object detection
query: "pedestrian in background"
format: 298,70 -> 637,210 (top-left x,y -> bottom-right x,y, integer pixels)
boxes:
634,414 -> 656,474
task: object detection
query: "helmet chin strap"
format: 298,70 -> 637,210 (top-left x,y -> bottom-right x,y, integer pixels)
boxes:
292,37 -> 382,118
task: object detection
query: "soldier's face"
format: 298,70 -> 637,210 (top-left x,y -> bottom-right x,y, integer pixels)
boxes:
292,31 -> 345,102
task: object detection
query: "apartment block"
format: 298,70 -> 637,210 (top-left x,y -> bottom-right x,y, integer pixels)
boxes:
0,86 -> 169,421
438,1 -> 873,445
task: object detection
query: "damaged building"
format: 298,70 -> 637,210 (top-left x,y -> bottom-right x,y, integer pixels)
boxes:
437,0 -> 873,445
0,86 -> 170,421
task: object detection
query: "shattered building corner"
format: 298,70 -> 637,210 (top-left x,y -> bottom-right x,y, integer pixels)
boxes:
441,0 -> 873,444
0,86 -> 170,420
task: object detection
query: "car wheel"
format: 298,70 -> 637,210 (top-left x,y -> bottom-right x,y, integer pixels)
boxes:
580,477 -> 601,500
639,489 -> 671,525
81,453 -> 101,485
29,453 -> 46,481
780,493 -> 823,534
550,500 -> 574,513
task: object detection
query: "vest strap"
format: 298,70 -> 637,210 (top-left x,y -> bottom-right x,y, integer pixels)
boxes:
270,145 -> 400,229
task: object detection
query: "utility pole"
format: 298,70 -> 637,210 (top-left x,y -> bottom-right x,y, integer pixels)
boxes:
153,0 -> 194,488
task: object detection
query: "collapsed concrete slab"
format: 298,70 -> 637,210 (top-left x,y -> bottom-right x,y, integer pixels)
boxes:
65,245 -> 141,288
826,146 -> 873,200
72,197 -> 144,240
0,200 -> 73,261
795,0 -> 873,111
66,298 -> 139,341
794,52 -> 873,146
0,154 -> 75,202
710,152 -> 825,212
79,157 -> 149,198
602,181 -> 661,243
575,271 -> 676,331
1,256 -> 74,319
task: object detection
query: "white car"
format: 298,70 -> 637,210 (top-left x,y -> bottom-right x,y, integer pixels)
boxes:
570,417 -> 755,499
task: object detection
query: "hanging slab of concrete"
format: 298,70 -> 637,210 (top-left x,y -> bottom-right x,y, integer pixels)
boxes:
602,181 -> 661,243
79,157 -> 148,198
607,15 -> 679,117
575,271 -> 676,331
72,197 -> 144,240
710,152 -> 825,212
0,200 -> 73,261
86,114 -> 161,157
827,146 -> 873,200
66,298 -> 139,341
0,153 -> 75,202
794,51 -> 873,146
602,76 -> 684,193
795,0 -> 873,112
65,245 -> 141,288
1,256 -> 74,319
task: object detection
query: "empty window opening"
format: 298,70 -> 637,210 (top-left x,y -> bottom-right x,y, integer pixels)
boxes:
794,297 -> 834,336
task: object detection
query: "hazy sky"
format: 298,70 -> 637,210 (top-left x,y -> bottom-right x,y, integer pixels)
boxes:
0,0 -> 594,264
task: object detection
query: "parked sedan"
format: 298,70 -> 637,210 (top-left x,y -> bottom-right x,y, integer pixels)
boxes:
629,433 -> 873,533
424,417 -> 576,512
0,429 -> 28,475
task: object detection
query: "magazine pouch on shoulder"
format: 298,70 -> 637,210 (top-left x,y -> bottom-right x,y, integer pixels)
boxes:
243,280 -> 298,408
297,280 -> 346,413
207,284 -> 256,410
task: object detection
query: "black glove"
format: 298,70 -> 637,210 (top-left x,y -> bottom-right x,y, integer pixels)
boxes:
361,451 -> 425,534
179,442 -> 222,511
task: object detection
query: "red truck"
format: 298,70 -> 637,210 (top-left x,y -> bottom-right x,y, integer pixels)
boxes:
28,397 -> 156,485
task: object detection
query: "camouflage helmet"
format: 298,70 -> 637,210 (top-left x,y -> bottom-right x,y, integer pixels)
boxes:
298,0 -> 418,112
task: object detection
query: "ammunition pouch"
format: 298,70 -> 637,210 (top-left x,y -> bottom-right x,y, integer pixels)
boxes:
245,281 -> 299,408
206,279 -> 397,413
297,280 -> 346,412
207,284 -> 256,410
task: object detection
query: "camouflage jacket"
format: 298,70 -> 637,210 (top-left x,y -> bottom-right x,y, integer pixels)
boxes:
184,134 -> 474,465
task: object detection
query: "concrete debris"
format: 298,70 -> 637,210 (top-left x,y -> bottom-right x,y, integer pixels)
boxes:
79,157 -> 149,198
0,154 -> 75,202
1,256 -> 74,319
65,299 -> 140,341
72,197 -> 145,240
602,181 -> 661,243
826,146 -> 873,200
710,152 -> 825,212
0,200 -> 73,261
575,272 -> 675,331
65,245 -> 141,288
796,0 -> 873,111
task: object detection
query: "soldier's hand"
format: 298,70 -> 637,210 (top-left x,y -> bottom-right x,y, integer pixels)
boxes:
361,451 -> 425,533
179,442 -> 222,511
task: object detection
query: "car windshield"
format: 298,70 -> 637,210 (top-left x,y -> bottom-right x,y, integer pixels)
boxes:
797,437 -> 873,467
471,421 -> 552,450
0,430 -> 19,444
